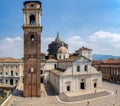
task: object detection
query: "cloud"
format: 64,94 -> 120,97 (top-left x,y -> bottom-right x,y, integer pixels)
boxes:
88,31 -> 120,55
0,36 -> 54,58
0,30 -> 120,58
89,31 -> 120,42
65,35 -> 86,53
0,37 -> 23,58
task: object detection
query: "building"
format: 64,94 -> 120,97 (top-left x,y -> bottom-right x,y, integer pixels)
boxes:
47,32 -> 68,59
41,59 -> 57,83
92,58 -> 120,84
43,47 -> 102,94
74,47 -> 92,60
0,47 -> 102,95
41,44 -> 70,84
0,58 -> 23,89
57,44 -> 69,60
23,1 -> 42,97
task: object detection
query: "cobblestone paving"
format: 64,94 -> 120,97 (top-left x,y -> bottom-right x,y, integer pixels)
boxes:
8,82 -> 120,106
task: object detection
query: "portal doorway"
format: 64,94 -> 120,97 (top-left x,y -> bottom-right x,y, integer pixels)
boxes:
80,82 -> 85,89
67,86 -> 70,91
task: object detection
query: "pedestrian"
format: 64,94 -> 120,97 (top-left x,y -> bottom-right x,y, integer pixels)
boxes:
95,90 -> 96,93
86,101 -> 90,106
115,90 -> 117,94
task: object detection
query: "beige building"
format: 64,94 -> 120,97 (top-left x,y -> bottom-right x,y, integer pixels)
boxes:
0,58 -> 23,88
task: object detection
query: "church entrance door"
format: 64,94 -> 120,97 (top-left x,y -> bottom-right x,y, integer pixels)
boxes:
67,86 -> 70,91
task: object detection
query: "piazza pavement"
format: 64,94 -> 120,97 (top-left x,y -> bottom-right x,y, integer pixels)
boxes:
6,81 -> 120,106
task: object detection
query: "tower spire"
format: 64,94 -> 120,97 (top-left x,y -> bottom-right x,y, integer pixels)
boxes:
55,32 -> 61,43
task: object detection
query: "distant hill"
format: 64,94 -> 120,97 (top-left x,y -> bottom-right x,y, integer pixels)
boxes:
92,54 -> 120,60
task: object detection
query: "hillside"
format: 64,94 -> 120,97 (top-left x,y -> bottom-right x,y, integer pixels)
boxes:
92,54 -> 120,60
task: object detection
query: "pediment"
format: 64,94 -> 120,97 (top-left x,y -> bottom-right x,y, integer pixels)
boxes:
65,81 -> 71,84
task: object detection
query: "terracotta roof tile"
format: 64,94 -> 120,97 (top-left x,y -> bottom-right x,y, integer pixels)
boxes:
92,58 -> 120,65
58,55 -> 91,62
46,59 -> 57,62
0,57 -> 23,63
49,69 -> 60,75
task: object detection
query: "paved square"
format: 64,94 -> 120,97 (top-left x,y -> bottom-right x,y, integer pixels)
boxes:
8,82 -> 120,106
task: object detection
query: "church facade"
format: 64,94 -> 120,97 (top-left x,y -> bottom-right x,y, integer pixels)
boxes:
42,44 -> 102,94
49,56 -> 102,94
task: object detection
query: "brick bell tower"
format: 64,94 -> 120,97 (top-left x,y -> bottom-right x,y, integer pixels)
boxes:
23,1 -> 42,97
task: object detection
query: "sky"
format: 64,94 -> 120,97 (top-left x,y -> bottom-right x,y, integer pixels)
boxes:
0,0 -> 120,58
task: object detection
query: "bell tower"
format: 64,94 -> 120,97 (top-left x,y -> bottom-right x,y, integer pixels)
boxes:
23,1 -> 42,97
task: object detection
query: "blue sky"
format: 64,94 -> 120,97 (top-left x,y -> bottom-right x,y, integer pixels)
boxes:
0,0 -> 120,58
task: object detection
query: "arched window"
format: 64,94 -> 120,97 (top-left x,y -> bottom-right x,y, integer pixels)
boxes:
85,65 -> 88,71
11,70 -> 13,76
77,65 -> 80,72
30,15 -> 35,25
31,35 -> 35,42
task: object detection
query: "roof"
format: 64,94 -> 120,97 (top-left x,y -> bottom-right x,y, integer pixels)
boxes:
50,68 -> 67,75
49,69 -> 60,76
0,57 -> 23,63
92,58 -> 120,65
0,84 -> 14,88
58,55 -> 91,62
46,59 -> 57,63
103,58 -> 120,64
92,60 -> 103,65
58,45 -> 69,54
24,1 -> 41,5
75,47 -> 92,53
55,32 -> 61,43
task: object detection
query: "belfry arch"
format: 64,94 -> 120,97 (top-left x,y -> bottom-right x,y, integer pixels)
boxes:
30,15 -> 36,25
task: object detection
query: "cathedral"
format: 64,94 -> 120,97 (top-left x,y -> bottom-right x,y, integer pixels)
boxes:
22,0 -> 102,97
42,44 -> 102,94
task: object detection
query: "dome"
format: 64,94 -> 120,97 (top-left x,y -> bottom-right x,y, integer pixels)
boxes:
58,46 -> 69,54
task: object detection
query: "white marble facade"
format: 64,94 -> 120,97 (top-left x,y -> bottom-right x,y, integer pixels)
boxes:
43,47 -> 102,94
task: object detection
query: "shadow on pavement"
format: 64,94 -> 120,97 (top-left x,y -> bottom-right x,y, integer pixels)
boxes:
44,82 -> 56,96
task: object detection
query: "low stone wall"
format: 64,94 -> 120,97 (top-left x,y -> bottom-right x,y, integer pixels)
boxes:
1,94 -> 13,106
